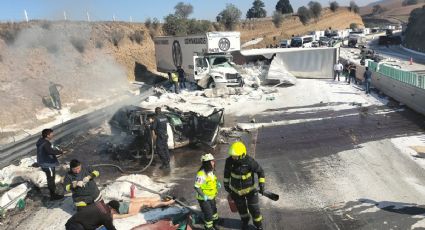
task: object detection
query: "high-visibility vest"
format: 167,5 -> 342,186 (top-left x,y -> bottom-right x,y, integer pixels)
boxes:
194,170 -> 218,200
171,72 -> 178,82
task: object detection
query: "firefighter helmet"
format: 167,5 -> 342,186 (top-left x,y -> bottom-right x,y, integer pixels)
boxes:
228,141 -> 247,157
201,153 -> 215,162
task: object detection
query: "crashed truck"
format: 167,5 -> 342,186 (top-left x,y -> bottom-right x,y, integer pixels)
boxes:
109,106 -> 224,153
154,32 -> 243,88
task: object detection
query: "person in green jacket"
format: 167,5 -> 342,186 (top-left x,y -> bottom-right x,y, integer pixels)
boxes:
194,153 -> 221,230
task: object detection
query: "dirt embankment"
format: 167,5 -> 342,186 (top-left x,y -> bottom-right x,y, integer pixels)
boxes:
0,21 -> 159,132
238,8 -> 364,48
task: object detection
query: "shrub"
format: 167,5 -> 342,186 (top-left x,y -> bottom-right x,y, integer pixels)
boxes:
152,18 -> 160,30
297,6 -> 312,25
272,11 -> 284,28
110,29 -> 124,47
0,23 -> 21,45
216,4 -> 242,30
308,1 -> 322,20
330,1 -> 339,12
145,18 -> 152,29
129,30 -> 144,44
70,37 -> 86,53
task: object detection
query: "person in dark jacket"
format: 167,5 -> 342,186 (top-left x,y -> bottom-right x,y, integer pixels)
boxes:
363,67 -> 372,94
49,81 -> 63,110
151,107 -> 170,169
224,141 -> 265,230
177,66 -> 186,89
65,200 -> 116,230
36,128 -> 64,201
63,159 -> 101,210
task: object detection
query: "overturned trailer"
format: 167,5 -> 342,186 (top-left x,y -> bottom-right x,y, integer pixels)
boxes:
109,106 -> 224,152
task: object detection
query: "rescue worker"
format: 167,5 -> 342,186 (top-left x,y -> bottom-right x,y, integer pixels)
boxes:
49,81 -> 63,110
151,107 -> 170,169
63,159 -> 102,211
224,141 -> 265,230
177,66 -> 186,89
36,128 -> 64,201
194,153 -> 220,230
171,71 -> 179,93
364,67 -> 372,94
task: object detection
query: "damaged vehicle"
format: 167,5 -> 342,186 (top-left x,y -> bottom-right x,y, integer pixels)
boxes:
109,105 -> 224,152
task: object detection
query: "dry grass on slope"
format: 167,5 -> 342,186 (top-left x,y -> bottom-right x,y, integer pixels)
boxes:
239,8 -> 364,48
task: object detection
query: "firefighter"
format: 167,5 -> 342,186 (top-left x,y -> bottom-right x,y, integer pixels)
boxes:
194,153 -> 220,230
63,159 -> 102,211
151,107 -> 170,169
224,141 -> 265,230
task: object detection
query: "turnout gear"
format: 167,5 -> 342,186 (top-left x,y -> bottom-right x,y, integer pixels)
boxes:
228,141 -> 247,158
224,142 -> 265,229
64,164 -> 101,209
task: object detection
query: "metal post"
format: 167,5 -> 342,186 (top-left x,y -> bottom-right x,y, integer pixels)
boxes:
63,11 -> 67,20
24,10 -> 28,22
113,14 -> 116,22
86,11 -> 90,22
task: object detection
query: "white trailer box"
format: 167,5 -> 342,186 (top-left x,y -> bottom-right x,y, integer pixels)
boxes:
154,32 -> 242,88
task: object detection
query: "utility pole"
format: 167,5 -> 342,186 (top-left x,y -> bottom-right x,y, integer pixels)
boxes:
63,11 -> 67,20
86,11 -> 90,22
113,14 -> 116,22
130,16 -> 133,22
24,9 -> 28,22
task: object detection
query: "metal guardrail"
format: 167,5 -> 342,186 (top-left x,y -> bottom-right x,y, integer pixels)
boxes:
368,61 -> 425,90
0,85 -> 154,168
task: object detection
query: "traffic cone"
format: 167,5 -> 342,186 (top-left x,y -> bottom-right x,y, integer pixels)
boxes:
410,57 -> 413,65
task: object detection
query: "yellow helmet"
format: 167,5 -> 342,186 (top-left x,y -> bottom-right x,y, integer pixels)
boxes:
201,153 -> 215,162
228,141 -> 246,157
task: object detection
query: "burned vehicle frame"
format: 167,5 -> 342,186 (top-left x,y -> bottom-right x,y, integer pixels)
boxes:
109,105 -> 224,157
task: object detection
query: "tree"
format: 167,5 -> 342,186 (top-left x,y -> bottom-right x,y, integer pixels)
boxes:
349,1 -> 360,14
372,4 -> 385,14
276,0 -> 294,14
216,4 -> 242,30
152,18 -> 160,30
145,18 -> 152,28
174,2 -> 193,19
272,11 -> 284,28
297,6 -> 312,25
187,19 -> 211,34
246,0 -> 267,19
162,14 -> 187,36
330,1 -> 339,12
308,1 -> 322,19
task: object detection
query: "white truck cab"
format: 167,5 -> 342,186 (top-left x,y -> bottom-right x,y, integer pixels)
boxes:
154,32 -> 243,88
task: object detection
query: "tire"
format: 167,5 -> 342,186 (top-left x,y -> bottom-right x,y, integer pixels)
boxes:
207,78 -> 216,89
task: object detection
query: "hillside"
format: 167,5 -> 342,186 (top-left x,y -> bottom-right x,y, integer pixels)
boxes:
361,0 -> 425,23
404,6 -> 425,52
238,8 -> 363,48
0,8 -> 362,133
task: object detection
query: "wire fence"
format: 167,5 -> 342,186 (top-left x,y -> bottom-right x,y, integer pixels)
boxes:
368,61 -> 425,90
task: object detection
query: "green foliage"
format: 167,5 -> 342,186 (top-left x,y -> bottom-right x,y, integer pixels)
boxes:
174,2 -> 193,19
276,0 -> 294,14
216,4 -> 242,30
297,6 -> 312,25
145,18 -> 152,28
349,1 -> 360,14
308,1 -> 322,19
187,19 -> 212,34
405,6 -> 425,51
246,0 -> 267,19
350,23 -> 359,30
129,30 -> 144,44
163,14 -> 187,36
272,11 -> 284,28
330,1 -> 339,12
110,29 -> 125,47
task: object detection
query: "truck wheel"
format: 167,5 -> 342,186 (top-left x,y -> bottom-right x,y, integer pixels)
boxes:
207,78 -> 216,89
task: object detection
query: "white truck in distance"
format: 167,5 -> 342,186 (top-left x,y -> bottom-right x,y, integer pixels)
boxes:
154,32 -> 243,88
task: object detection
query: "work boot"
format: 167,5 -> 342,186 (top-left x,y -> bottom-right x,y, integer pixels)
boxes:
213,220 -> 220,230
241,221 -> 249,230
50,194 -> 64,201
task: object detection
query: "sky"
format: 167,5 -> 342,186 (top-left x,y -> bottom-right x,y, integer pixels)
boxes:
0,0 -> 376,22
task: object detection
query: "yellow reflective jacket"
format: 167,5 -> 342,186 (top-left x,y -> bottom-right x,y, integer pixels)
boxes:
171,72 -> 178,82
194,170 -> 218,200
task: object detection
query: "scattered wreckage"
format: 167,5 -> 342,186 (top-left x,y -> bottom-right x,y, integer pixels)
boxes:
109,105 -> 224,155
